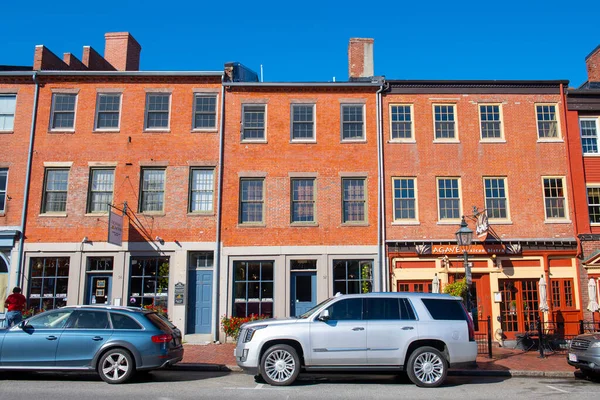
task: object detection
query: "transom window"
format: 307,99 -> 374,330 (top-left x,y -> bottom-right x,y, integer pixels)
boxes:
484,177 -> 508,219
145,93 -> 171,130
434,104 -> 456,140
479,104 -> 502,139
129,257 -> 169,308
140,168 -> 165,212
587,186 -> 600,224
42,168 -> 69,213
333,260 -> 373,294
437,178 -> 460,220
87,168 -> 114,213
392,177 -> 417,221
0,168 -> 7,213
580,118 -> 599,154
342,178 -> 366,223
87,257 -> 114,272
50,93 -> 77,130
536,104 -> 559,139
95,93 -> 121,130
28,257 -> 70,311
0,94 -> 16,131
233,261 -> 274,317
390,105 -> 413,140
242,104 -> 266,140
190,251 -> 214,269
291,104 -> 315,140
193,94 -> 217,130
543,177 -> 566,219
189,168 -> 214,213
239,178 -> 264,223
291,178 -> 315,223
341,104 -> 365,140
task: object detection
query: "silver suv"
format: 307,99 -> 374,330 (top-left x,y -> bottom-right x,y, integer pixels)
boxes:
235,292 -> 477,388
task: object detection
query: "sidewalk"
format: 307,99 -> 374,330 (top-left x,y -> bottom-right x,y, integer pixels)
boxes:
175,343 -> 575,378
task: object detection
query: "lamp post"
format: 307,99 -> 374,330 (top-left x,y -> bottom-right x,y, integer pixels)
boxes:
456,216 -> 474,315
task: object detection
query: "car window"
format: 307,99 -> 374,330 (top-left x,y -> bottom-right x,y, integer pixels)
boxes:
26,310 -> 73,329
146,312 -> 173,332
327,298 -> 363,321
421,299 -> 468,321
399,298 -> 417,320
110,313 -> 142,330
71,311 -> 110,329
365,298 -> 400,320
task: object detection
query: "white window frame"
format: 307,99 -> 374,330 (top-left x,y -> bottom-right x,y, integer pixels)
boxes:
580,117 -> 600,155
0,94 -> 17,132
478,103 -> 504,141
542,176 -> 569,222
587,185 -> 600,225
241,104 -> 267,142
432,104 -> 458,142
192,93 -> 218,131
392,177 -> 419,223
50,93 -> 78,131
189,168 -> 215,213
341,104 -> 366,142
0,168 -> 7,213
87,168 -> 115,214
94,93 -> 122,131
389,104 -> 414,142
139,168 -> 166,213
144,93 -> 171,131
483,177 -> 511,222
290,103 -> 316,142
436,177 -> 462,222
535,103 -> 561,141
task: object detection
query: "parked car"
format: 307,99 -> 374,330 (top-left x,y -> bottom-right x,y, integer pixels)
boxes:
567,332 -> 600,379
0,305 -> 183,384
235,292 -> 477,387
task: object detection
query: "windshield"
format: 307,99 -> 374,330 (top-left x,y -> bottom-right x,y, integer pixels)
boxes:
298,297 -> 336,319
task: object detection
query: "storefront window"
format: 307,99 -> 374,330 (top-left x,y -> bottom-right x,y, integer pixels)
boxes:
233,261 -> 273,317
129,257 -> 169,308
28,257 -> 69,311
333,260 -> 373,294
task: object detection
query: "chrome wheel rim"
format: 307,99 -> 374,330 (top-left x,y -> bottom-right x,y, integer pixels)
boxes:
102,353 -> 129,381
413,351 -> 444,384
264,350 -> 296,383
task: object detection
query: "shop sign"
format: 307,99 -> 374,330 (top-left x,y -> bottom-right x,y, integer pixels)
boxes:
416,243 -> 522,255
108,211 -> 123,246
174,282 -> 185,305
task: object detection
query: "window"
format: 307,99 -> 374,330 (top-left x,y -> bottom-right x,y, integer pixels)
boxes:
239,178 -> 264,223
145,93 -> 170,130
110,313 -> 142,329
327,298 -> 363,320
422,299 -> 469,321
396,280 -> 432,293
536,104 -> 559,139
189,168 -> 214,213
341,104 -> 365,140
551,279 -> 574,309
233,261 -> 274,317
333,260 -> 373,294
193,94 -> 217,130
543,177 -> 566,219
242,104 -> 266,140
95,93 -> 121,130
140,168 -> 165,212
87,168 -> 114,213
28,257 -> 70,311
588,187 -> 600,224
484,177 -> 509,220
87,257 -> 114,272
342,178 -> 366,223
42,168 -> 69,213
434,104 -> 456,140
291,178 -> 315,223
190,251 -> 214,268
581,118 -> 599,154
364,298 -> 416,320
129,256 -> 169,307
26,309 -> 73,329
291,104 -> 315,140
392,177 -> 417,221
437,178 -> 460,220
72,310 -> 110,329
50,93 -> 77,130
0,168 -> 7,213
479,104 -> 502,139
390,105 -> 413,140
0,94 -> 16,131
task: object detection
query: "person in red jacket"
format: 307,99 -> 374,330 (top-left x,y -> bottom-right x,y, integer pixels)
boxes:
4,287 -> 26,327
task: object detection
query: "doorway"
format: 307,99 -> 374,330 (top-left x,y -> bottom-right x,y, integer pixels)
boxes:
86,274 -> 111,305
291,272 -> 316,316
187,252 -> 214,335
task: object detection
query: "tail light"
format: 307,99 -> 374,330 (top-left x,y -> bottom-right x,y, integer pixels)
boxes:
151,333 -> 173,343
461,303 -> 476,342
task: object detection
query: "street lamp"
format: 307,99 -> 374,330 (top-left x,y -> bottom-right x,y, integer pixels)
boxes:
455,216 -> 474,315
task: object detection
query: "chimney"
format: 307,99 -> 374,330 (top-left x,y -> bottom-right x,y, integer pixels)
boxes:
586,45 -> 600,83
348,38 -> 374,79
104,32 -> 141,71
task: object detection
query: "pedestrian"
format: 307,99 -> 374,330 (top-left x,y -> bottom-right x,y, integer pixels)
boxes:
4,287 -> 27,327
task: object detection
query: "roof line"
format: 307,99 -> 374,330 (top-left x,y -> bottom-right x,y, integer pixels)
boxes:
224,81 -> 382,87
32,71 -> 223,77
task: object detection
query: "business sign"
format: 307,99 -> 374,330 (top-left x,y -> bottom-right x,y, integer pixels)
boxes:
415,243 -> 522,255
174,282 -> 185,305
108,211 -> 123,246
475,210 -> 489,240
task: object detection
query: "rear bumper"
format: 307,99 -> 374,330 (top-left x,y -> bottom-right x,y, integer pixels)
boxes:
139,346 -> 184,371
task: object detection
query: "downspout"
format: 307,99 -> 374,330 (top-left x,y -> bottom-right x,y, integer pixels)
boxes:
212,76 -> 226,342
15,72 -> 40,288
376,82 -> 386,292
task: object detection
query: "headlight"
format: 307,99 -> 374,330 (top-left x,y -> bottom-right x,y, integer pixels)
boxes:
243,325 -> 267,343
591,342 -> 600,348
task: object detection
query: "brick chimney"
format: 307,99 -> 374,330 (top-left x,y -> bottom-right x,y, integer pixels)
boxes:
348,38 -> 374,79
586,45 -> 600,83
104,32 -> 141,71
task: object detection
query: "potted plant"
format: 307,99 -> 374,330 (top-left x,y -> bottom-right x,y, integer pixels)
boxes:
509,300 -> 517,314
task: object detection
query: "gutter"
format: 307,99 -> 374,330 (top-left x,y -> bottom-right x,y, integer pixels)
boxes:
376,83 -> 386,292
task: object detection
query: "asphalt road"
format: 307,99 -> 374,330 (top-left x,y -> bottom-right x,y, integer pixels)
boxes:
0,370 -> 598,400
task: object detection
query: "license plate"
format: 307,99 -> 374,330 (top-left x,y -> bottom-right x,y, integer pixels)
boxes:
569,353 -> 577,362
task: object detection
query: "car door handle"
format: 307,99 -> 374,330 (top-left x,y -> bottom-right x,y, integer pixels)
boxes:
92,336 -> 104,341
46,335 -> 58,341
402,326 -> 414,330
352,327 -> 365,331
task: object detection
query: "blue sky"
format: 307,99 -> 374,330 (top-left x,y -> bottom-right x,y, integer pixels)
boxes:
1,0 -> 599,86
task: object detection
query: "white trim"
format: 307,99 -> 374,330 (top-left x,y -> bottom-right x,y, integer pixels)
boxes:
389,104 -> 414,142
94,92 -> 122,132
290,103 -> 316,143
478,103 -> 505,141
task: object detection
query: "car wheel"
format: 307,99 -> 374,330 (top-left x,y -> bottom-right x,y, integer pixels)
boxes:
260,344 -> 300,386
406,346 -> 447,388
98,348 -> 135,384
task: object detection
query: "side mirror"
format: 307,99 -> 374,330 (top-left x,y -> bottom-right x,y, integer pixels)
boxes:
18,321 -> 27,329
318,309 -> 330,322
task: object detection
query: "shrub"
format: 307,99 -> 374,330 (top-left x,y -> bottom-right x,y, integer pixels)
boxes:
221,314 -> 269,340
443,278 -> 467,301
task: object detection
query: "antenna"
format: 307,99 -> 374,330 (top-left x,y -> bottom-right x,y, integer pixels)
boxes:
260,64 -> 264,82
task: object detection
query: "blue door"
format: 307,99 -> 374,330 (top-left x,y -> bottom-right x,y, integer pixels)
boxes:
86,274 -> 111,305
291,271 -> 317,316
187,269 -> 213,334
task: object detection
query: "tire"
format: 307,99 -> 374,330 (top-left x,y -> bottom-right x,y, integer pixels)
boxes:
406,346 -> 448,388
259,344 -> 300,386
98,348 -> 135,384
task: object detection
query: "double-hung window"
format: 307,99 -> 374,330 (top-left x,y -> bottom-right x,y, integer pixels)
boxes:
50,93 -> 77,130
0,169 -> 7,213
193,94 -> 217,130
291,104 -> 315,141
242,104 -> 266,141
437,178 -> 461,220
587,186 -> 600,224
87,168 -> 114,213
580,117 -> 599,154
390,105 -> 413,140
392,177 -> 417,221
189,168 -> 214,213
291,178 -> 315,223
42,168 -> 69,213
0,94 -> 16,131
239,178 -> 264,223
341,104 -> 365,140
479,104 -> 502,140
95,93 -> 121,130
140,168 -> 165,212
342,178 -> 366,223
543,177 -> 567,220
536,104 -> 560,139
484,177 -> 509,220
145,93 -> 171,130
434,104 -> 456,140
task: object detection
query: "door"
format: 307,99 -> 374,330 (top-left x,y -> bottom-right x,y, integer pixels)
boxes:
471,274 -> 491,333
187,269 -> 213,334
86,274 -> 111,305
55,310 -> 113,367
291,271 -> 316,316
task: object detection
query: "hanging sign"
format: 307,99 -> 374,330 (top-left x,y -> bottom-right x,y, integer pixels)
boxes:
475,210 -> 490,240
108,211 -> 123,246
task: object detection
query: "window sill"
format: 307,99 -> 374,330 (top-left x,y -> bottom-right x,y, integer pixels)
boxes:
93,129 -> 120,133
39,213 -> 68,217
583,153 -> 600,157
489,219 -> 513,225
48,130 -> 75,134
437,220 -> 461,225
433,139 -> 460,144
0,130 -> 14,134
388,139 -> 416,144
187,211 -> 215,217
140,212 -> 166,216
237,223 -> 266,228
0,213 -> 5,217
391,221 -> 420,225
544,219 -> 572,224
480,139 -> 506,143
191,129 -> 218,133
341,139 -> 367,143
143,130 -> 171,133
85,212 -> 109,217
241,139 -> 267,144
537,139 -> 563,143
341,222 -> 369,227
290,139 -> 317,144
290,222 -> 319,227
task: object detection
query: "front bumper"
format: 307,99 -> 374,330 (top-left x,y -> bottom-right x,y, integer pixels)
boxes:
567,351 -> 600,372
234,341 -> 261,374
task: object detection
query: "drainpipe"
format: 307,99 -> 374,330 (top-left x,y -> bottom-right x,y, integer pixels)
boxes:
15,72 -> 40,288
376,82 -> 387,292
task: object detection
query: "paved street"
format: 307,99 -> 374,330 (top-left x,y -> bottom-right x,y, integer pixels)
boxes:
0,370 -> 598,400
